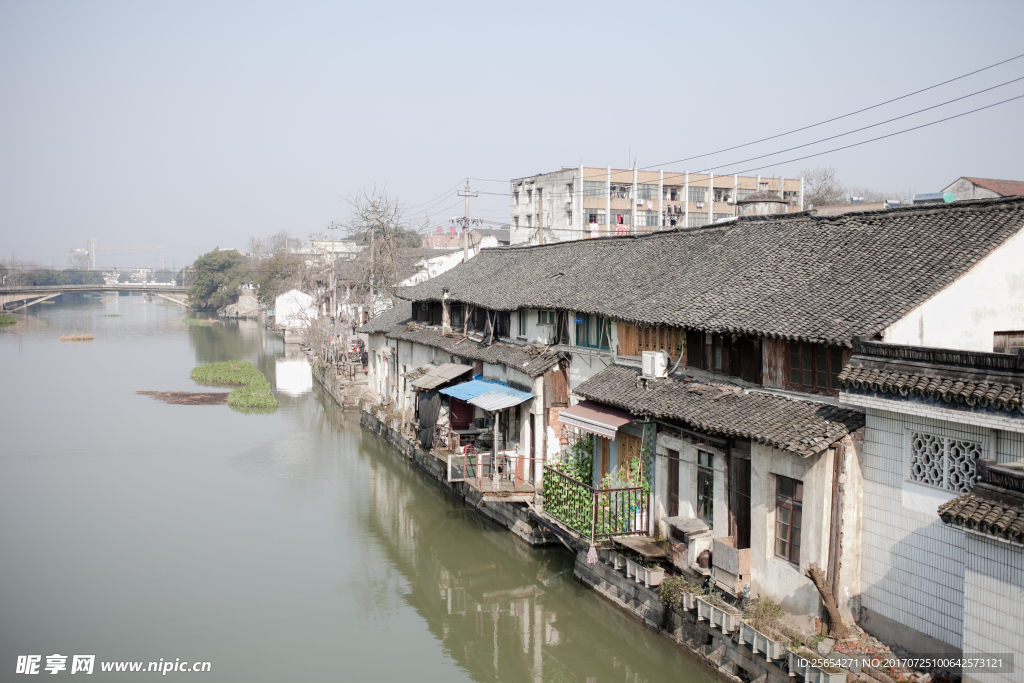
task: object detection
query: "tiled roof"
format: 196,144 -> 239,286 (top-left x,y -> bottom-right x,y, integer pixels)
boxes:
939,493 -> 1024,544
962,177 -> 1024,197
839,340 -> 1024,416
399,197 -> 1024,347
360,301 -> 413,334
384,325 -> 566,378
572,364 -> 864,457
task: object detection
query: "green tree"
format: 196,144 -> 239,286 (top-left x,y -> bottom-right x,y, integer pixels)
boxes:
118,273 -> 130,283
153,269 -> 175,283
253,252 -> 302,306
188,249 -> 251,309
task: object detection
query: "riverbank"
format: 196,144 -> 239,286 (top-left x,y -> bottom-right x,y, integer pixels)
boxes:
312,367 -> 828,683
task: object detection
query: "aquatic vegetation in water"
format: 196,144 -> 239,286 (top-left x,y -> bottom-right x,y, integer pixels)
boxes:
190,361 -> 278,410
183,318 -> 215,326
137,391 -> 228,405
60,333 -> 94,342
0,315 -> 15,325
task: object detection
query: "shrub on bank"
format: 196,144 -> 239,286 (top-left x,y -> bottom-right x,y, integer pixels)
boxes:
0,315 -> 15,325
190,361 -> 278,410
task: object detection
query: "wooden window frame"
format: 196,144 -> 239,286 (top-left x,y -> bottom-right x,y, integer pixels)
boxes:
517,310 -> 527,338
787,342 -> 845,393
774,475 -> 803,566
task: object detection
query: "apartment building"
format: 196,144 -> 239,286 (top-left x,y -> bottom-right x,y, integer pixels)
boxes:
508,166 -> 804,245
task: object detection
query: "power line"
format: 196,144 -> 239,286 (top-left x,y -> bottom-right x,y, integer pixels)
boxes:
642,51 -> 1024,171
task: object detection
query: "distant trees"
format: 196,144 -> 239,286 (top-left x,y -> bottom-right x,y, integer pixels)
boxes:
153,269 -> 175,283
252,253 -> 304,306
6,268 -> 104,286
800,166 -> 915,208
187,249 -> 251,309
118,273 -> 130,283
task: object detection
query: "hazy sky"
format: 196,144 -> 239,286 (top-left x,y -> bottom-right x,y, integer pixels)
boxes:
2,0 -> 1023,270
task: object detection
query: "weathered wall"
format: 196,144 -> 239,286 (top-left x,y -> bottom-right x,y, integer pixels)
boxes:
749,441 -> 832,627
944,178 -> 1002,201
883,227 -> 1024,352
961,532 -> 1024,683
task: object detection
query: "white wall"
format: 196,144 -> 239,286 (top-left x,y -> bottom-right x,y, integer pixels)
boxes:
962,533 -> 1024,683
884,228 -> 1024,351
275,289 -> 316,330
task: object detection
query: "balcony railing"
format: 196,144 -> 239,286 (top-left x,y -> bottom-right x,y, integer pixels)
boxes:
542,465 -> 649,541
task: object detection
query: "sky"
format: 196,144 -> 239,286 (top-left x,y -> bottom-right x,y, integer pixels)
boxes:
2,0 -> 1024,271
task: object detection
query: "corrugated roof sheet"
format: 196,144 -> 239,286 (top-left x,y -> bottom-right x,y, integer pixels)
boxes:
469,386 -> 534,411
411,362 -> 474,389
439,378 -> 509,401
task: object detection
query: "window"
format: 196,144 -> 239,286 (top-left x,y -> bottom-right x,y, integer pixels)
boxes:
909,432 -> 981,493
514,190 -> 519,204
617,323 -> 683,360
687,213 -> 710,228
517,309 -> 527,337
526,215 -> 533,228
775,475 -> 803,565
538,310 -> 555,326
735,187 -> 757,201
688,186 -> 707,203
450,303 -> 463,330
697,450 -> 714,527
713,188 -> 732,202
638,184 -> 659,200
994,330 -> 1024,353
610,184 -> 630,199
583,180 -> 607,197
587,210 -> 606,225
527,188 -> 533,202
575,313 -> 610,350
513,216 -> 519,228
788,343 -> 844,391
492,311 -> 511,338
667,449 -> 680,517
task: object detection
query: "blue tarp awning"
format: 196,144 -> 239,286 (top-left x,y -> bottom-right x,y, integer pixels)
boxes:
439,377 -> 534,411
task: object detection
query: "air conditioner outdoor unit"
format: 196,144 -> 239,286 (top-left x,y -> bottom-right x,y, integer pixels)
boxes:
537,325 -> 556,345
636,197 -> 644,205
642,350 -> 669,378
696,202 -> 704,208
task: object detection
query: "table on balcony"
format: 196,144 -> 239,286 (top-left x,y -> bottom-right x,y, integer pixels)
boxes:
613,535 -> 666,560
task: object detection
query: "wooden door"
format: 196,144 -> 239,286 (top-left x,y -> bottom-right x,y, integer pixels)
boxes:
618,433 -> 643,482
667,449 -> 680,517
728,457 -> 751,549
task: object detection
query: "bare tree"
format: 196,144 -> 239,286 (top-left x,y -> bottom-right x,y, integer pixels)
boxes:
68,251 -> 91,271
847,185 -> 916,205
344,188 -> 410,305
800,167 -> 847,208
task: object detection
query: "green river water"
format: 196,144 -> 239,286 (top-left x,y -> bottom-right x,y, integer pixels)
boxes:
0,293 -> 715,683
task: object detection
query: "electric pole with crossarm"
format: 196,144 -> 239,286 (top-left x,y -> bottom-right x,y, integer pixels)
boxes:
456,181 -> 480,263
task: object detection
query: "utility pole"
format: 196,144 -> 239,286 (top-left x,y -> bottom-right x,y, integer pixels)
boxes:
457,181 -> 479,263
328,221 -> 337,326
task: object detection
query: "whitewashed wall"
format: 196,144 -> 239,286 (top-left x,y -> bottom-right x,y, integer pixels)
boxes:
962,533 -> 1024,683
883,228 -> 1024,351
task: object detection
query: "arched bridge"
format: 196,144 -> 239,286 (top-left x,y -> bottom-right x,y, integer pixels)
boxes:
0,284 -> 192,311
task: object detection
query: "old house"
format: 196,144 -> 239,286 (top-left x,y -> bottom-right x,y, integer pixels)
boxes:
840,340 -> 1024,671
943,176 -> 1024,201
381,196 -> 1024,648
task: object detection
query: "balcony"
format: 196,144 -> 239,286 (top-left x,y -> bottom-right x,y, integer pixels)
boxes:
541,465 -> 649,541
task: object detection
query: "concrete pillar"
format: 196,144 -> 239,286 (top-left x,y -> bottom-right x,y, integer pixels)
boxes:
684,172 -> 689,229
578,163 -> 584,239
631,165 -> 638,234
708,172 -> 714,224
659,169 -> 664,228
605,166 -> 611,237
733,174 -> 738,216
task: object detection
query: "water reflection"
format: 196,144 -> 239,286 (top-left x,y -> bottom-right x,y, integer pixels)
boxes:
345,394 -> 716,683
275,350 -> 313,396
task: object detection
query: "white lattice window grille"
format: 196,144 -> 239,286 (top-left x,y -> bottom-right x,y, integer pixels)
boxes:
908,432 -> 981,493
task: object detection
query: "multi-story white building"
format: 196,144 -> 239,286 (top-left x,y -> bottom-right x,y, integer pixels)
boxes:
509,166 -> 804,245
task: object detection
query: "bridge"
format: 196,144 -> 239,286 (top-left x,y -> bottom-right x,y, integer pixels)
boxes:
0,284 -> 192,311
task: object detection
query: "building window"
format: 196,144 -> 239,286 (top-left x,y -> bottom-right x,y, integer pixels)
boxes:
909,432 -> 981,493
775,475 -> 802,565
527,188 -> 533,203
687,213 -> 710,228
583,180 -> 607,197
538,309 -> 555,326
514,190 -> 519,204
517,309 -> 527,337
574,313 -> 610,350
513,216 -> 519,228
526,215 -> 533,228
637,184 -> 659,200
610,183 -> 630,199
688,186 -> 707,203
587,210 -> 605,225
450,303 -> 463,330
788,342 -> 843,391
735,187 -> 757,201
713,188 -> 732,203
697,450 -> 714,527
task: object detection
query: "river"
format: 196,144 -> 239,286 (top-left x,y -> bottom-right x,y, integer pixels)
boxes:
0,293 -> 716,683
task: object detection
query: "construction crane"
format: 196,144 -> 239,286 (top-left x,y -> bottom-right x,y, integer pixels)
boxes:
69,240 -> 166,270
